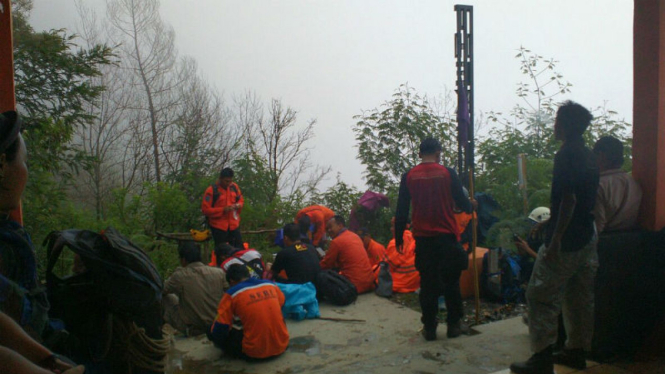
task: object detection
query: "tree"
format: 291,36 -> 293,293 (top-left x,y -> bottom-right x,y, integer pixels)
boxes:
476,47 -> 632,237
238,94 -> 330,204
12,0 -> 114,242
73,1 -> 135,220
107,0 -> 181,183
353,84 -> 457,192
13,1 -> 113,175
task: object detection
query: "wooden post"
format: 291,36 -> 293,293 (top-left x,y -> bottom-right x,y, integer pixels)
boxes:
0,0 -> 21,225
633,0 -> 665,231
517,153 -> 528,216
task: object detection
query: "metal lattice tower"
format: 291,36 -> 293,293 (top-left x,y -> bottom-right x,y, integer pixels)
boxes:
454,5 -> 474,185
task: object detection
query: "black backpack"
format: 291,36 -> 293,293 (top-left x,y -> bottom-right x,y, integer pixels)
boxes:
44,227 -> 166,373
316,270 -> 358,306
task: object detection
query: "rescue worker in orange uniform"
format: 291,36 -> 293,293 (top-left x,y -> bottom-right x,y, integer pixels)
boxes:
382,217 -> 420,293
201,168 -> 244,249
208,264 -> 289,360
295,205 -> 334,247
320,215 -> 375,294
356,227 -> 386,267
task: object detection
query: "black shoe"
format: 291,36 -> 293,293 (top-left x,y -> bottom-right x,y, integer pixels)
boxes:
422,326 -> 437,341
510,346 -> 554,374
446,321 -> 469,338
552,349 -> 586,370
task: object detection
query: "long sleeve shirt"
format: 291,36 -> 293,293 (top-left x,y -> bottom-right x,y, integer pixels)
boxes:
320,230 -> 375,294
395,163 -> 471,246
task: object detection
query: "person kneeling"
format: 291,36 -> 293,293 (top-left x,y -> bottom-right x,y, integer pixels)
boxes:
208,264 -> 289,360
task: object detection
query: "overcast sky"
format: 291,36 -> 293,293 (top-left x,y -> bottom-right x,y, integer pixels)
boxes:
29,0 -> 634,190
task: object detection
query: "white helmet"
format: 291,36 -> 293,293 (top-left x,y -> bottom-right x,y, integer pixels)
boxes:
528,207 -> 550,223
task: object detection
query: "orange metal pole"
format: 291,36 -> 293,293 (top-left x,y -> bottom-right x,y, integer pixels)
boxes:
0,0 -> 22,225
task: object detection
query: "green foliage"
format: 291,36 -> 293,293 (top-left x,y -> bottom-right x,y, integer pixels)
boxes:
313,175 -> 362,220
14,23 -> 114,175
477,47 -> 632,225
12,1 -> 115,272
147,182 -> 198,233
353,84 -> 456,192
475,158 -> 553,219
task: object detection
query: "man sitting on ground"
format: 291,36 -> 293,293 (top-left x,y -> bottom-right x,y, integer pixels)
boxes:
592,135 -> 642,234
271,223 -> 320,284
208,264 -> 289,360
215,243 -> 266,279
163,241 -> 228,336
320,216 -> 375,294
356,227 -> 386,267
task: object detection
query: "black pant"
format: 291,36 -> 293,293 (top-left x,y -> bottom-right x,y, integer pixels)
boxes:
208,328 -> 245,358
414,234 -> 463,329
207,328 -> 281,361
211,227 -> 243,249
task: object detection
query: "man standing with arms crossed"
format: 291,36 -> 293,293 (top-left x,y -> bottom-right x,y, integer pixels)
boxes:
395,137 -> 473,341
511,101 -> 599,374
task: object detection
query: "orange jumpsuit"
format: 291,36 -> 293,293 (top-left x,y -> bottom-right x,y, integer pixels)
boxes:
295,205 -> 334,247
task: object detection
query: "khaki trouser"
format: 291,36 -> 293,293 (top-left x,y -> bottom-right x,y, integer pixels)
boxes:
527,235 -> 599,353
163,294 -> 188,335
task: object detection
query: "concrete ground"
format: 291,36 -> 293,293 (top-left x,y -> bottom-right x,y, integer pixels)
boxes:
165,293 -> 659,374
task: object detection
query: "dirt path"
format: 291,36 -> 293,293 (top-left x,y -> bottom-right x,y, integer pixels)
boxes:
166,293 -> 533,374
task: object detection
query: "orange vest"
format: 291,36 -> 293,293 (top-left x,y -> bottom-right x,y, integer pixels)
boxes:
382,230 -> 420,293
201,182 -> 244,231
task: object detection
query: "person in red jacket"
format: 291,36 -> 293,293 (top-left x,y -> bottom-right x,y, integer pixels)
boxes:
208,264 -> 288,360
202,168 -> 244,249
320,216 -> 375,294
395,137 -> 474,341
295,205 -> 335,247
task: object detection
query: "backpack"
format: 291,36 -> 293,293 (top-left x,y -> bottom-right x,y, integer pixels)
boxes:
480,247 -> 523,303
44,227 -> 166,373
374,262 -> 393,297
316,270 -> 358,306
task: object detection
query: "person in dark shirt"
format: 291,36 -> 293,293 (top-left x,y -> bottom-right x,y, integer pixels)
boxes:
514,207 -> 550,284
511,101 -> 600,374
271,223 -> 320,285
395,137 -> 474,341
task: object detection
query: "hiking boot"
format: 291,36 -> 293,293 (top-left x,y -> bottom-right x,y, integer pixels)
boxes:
552,348 -> 586,370
510,346 -> 554,374
446,321 -> 469,338
421,326 -> 437,341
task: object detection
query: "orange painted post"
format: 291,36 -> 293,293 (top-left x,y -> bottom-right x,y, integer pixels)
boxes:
633,0 -> 665,231
0,0 -> 21,224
